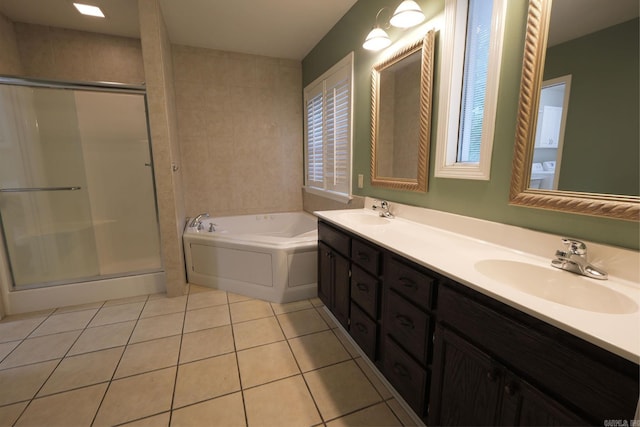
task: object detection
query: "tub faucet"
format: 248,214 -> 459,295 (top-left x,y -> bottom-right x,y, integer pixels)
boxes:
551,238 -> 607,280
189,212 -> 210,230
372,200 -> 394,218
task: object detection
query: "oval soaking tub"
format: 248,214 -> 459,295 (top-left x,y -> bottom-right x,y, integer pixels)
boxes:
183,212 -> 318,303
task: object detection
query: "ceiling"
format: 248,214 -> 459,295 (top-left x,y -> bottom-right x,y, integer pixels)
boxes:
0,0 -> 358,60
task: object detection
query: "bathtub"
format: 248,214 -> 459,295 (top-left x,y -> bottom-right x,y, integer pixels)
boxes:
182,212 -> 318,303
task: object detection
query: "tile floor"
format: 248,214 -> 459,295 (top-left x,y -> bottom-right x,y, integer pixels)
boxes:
0,285 -> 418,426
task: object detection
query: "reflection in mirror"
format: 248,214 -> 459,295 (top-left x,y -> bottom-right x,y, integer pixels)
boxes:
371,31 -> 435,192
510,0 -> 639,220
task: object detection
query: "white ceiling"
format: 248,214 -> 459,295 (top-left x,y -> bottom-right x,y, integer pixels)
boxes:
0,0 -> 358,60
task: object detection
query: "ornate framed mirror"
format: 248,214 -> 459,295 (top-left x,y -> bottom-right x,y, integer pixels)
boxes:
509,0 -> 639,220
370,30 -> 435,192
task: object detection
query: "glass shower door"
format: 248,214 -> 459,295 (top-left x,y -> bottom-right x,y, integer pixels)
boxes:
0,80 -> 162,289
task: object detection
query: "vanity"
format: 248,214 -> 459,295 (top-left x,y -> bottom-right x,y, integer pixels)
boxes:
315,202 -> 639,425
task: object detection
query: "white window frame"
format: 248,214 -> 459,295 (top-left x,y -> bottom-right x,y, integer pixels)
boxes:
303,52 -> 354,203
434,0 -> 507,180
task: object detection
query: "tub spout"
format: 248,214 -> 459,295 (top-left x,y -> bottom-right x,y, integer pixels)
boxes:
189,212 -> 210,230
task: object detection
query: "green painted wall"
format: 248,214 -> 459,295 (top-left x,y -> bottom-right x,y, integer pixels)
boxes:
544,18 -> 639,196
302,0 -> 639,250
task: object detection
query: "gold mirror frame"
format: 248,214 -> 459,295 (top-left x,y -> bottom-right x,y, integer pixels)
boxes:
370,30 -> 435,192
509,0 -> 639,221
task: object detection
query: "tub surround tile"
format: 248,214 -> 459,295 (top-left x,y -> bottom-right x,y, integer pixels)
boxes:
115,335 -> 180,379
170,392 -> 246,427
93,367 -> 176,427
38,347 -> 123,396
243,375 -> 321,427
16,383 -> 108,427
179,325 -> 234,364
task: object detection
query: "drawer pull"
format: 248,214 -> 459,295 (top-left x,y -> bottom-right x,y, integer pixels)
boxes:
354,322 -> 368,333
356,282 -> 369,292
357,252 -> 370,262
392,362 -> 410,377
395,314 -> 415,329
399,277 -> 417,290
504,382 -> 518,396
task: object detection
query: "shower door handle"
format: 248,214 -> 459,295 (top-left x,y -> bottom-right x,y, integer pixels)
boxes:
0,186 -> 82,193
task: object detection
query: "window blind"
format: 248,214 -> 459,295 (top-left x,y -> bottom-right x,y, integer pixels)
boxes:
304,53 -> 353,198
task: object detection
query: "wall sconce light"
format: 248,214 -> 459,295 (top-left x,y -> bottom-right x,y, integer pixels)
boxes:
363,1 -> 426,51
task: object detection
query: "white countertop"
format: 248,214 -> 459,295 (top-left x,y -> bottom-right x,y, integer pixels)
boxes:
315,203 -> 640,363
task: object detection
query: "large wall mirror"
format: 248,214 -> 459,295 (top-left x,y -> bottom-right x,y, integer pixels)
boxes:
510,0 -> 639,220
370,31 -> 435,192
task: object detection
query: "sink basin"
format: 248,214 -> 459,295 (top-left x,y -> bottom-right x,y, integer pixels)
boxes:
339,212 -> 390,226
474,259 -> 638,314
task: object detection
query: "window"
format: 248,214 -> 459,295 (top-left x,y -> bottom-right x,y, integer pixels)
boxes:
304,52 -> 354,202
434,0 -> 506,180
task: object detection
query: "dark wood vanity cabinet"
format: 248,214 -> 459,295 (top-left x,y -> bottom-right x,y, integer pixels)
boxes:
317,220 -> 639,426
317,223 -> 351,329
429,282 -> 639,426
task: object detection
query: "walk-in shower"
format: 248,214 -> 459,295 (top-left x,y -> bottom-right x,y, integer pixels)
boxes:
0,77 -> 164,314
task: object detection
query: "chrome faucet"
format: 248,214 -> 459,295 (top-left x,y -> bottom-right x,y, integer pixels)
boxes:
372,200 -> 394,218
189,212 -> 210,230
551,238 -> 607,280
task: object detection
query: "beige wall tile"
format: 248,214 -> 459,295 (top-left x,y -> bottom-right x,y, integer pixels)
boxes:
172,44 -> 303,218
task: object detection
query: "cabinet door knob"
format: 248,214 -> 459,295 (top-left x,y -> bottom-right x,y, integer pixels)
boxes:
392,362 -> 409,377
357,252 -> 370,261
355,322 -> 367,333
399,277 -> 417,289
395,314 -> 415,329
356,282 -> 369,292
504,382 -> 518,396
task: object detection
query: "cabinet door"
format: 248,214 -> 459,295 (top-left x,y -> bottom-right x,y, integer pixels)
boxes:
499,374 -> 589,426
317,242 -> 332,308
332,252 -> 350,329
429,326 -> 501,426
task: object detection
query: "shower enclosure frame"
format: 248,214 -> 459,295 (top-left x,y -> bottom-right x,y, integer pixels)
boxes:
0,76 -> 166,315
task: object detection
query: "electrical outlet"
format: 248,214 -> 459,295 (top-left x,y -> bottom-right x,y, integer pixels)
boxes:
357,174 -> 364,188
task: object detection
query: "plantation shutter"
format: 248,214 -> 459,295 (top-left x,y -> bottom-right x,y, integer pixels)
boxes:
305,84 -> 324,189
324,72 -> 351,195
303,53 -> 353,199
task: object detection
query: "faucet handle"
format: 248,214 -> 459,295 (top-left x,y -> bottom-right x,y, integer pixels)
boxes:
561,238 -> 587,256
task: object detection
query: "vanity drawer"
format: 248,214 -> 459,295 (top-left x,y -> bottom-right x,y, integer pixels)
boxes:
351,238 -> 381,276
382,336 -> 428,416
385,289 -> 431,364
318,221 -> 350,257
350,303 -> 377,360
351,265 -> 380,319
386,256 -> 435,310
